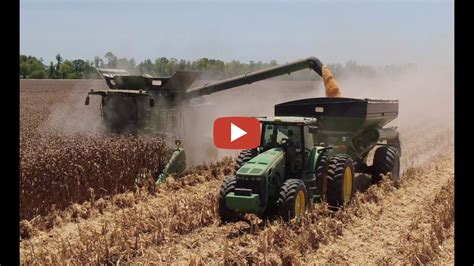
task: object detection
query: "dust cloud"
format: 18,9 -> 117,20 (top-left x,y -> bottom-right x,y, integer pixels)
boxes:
180,57 -> 453,166
41,88 -> 104,135
336,59 -> 454,132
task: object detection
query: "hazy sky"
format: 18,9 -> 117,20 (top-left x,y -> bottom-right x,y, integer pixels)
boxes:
20,0 -> 454,65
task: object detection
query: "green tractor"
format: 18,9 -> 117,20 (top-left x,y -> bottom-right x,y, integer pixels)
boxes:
219,97 -> 401,221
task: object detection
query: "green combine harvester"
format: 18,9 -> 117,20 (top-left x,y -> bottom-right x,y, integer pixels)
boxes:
85,57 -> 331,183
219,98 -> 401,221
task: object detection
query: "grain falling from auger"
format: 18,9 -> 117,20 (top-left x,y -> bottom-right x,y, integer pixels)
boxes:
322,65 -> 342,97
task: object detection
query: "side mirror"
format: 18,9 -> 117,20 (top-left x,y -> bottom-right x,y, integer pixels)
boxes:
85,95 -> 90,105
308,126 -> 318,134
149,97 -> 155,107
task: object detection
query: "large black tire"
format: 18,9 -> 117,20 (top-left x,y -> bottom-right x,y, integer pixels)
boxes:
277,179 -> 309,221
372,146 -> 400,183
387,134 -> 402,156
218,176 -> 241,222
326,155 -> 355,208
235,149 -> 257,172
316,152 -> 330,202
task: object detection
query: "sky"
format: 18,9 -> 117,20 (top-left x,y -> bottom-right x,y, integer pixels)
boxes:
20,0 -> 454,66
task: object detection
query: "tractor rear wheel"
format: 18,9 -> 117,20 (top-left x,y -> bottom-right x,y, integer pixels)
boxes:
277,179 -> 309,221
316,152 -> 330,202
235,149 -> 257,172
218,176 -> 241,222
372,146 -> 400,183
326,155 -> 355,208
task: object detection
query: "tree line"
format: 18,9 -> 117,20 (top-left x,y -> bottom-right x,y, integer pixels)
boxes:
20,52 -> 413,80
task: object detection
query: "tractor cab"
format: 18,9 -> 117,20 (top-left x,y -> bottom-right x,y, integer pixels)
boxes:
257,116 -> 318,176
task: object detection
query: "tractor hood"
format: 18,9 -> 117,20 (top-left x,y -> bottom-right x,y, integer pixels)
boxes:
236,148 -> 285,176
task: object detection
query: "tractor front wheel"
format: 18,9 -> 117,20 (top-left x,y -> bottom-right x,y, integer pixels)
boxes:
326,155 -> 355,209
235,149 -> 258,172
277,179 -> 309,221
218,176 -> 241,222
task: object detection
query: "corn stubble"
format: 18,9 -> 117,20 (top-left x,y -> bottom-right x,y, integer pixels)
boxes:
20,159 -> 234,264
394,178 -> 454,265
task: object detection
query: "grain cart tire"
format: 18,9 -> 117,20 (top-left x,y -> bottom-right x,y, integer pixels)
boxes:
316,152 -> 330,202
387,133 -> 402,156
372,146 -> 400,183
326,155 -> 355,209
218,176 -> 241,222
235,149 -> 258,172
277,179 -> 309,221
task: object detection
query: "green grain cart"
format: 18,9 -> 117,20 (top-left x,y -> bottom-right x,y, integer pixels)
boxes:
219,97 -> 401,221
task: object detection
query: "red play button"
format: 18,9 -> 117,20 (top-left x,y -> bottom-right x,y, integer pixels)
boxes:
213,117 -> 261,149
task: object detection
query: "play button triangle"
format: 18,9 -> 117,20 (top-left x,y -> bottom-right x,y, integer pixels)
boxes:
231,123 -> 247,142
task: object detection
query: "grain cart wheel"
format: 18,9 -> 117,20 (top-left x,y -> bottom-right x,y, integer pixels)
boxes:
235,149 -> 257,172
387,136 -> 402,156
326,155 -> 355,208
277,179 -> 309,221
218,176 -> 241,222
372,146 -> 400,183
316,152 -> 330,202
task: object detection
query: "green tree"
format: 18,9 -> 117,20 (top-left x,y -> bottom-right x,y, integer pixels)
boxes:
155,57 -> 169,76
138,59 -> 155,75
166,58 -> 178,75
94,56 -> 103,68
72,59 -> 87,74
20,61 -> 30,78
59,60 -> 74,79
104,52 -> 117,68
20,55 -> 47,78
49,62 -> 55,78
55,54 -> 62,68
29,69 -> 48,79
178,59 -> 187,71
82,60 -> 100,79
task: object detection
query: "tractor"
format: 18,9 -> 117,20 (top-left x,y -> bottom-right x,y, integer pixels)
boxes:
219,97 -> 401,221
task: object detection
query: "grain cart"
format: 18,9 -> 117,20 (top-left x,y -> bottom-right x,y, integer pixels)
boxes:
85,57 -> 330,182
219,97 -> 401,221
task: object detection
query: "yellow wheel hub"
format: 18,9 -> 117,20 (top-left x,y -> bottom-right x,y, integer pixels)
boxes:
342,167 -> 353,204
295,190 -> 306,216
